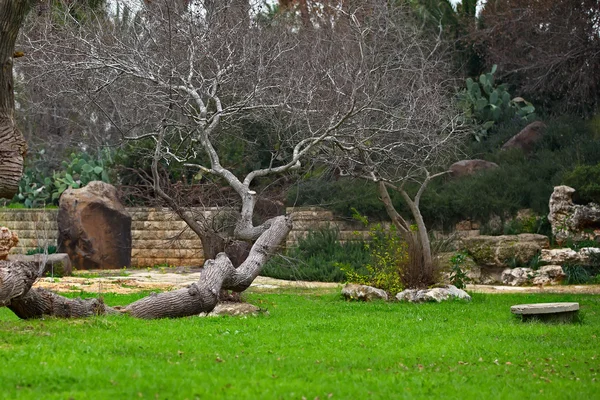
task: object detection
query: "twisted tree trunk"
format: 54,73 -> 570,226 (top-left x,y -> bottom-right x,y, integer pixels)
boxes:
124,215 -> 291,319
0,215 -> 292,320
8,288 -> 112,319
0,0 -> 31,199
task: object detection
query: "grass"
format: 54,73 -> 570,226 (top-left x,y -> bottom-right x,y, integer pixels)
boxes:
0,290 -> 599,399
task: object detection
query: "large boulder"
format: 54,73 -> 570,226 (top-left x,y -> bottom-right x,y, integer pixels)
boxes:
501,121 -> 546,153
548,186 -> 600,244
437,252 -> 482,283
501,265 -> 566,286
532,265 -> 565,286
0,227 -> 18,260
459,234 -> 549,268
342,284 -> 388,301
58,181 -> 132,270
396,285 -> 471,303
449,159 -> 499,178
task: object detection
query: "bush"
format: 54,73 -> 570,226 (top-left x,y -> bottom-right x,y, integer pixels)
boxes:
458,65 -> 536,141
418,115 -> 600,230
342,222 -> 407,294
26,246 -> 57,255
562,163 -> 600,205
11,150 -> 114,208
261,226 -> 370,282
286,177 -> 389,220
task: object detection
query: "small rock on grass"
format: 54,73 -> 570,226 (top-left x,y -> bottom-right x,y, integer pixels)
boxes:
341,284 -> 389,301
198,302 -> 263,317
396,285 -> 471,303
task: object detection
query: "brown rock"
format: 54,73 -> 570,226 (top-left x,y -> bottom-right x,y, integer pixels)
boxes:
449,159 -> 499,177
501,121 -> 546,153
0,227 -> 19,260
455,220 -> 473,231
58,181 -> 132,269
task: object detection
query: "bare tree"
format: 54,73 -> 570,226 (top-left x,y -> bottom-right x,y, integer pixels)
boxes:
472,0 -> 600,115
317,6 -> 469,287
0,1 -> 465,318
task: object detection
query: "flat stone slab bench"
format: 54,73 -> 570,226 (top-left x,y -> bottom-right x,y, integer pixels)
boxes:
511,302 -> 579,323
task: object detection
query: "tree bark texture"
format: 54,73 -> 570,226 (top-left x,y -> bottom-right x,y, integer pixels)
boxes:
0,0 -> 31,199
0,260 -> 39,306
8,287 -> 111,319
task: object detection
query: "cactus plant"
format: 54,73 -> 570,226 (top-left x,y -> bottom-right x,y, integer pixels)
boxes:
460,65 -> 536,141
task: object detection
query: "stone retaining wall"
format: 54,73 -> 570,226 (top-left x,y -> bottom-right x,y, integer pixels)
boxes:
286,207 -> 378,247
0,207 -> 374,267
0,208 -> 206,267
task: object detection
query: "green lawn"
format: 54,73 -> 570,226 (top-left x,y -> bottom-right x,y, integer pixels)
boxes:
0,290 -> 598,399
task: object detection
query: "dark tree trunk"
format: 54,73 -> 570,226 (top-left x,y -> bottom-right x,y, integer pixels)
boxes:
0,0 -> 31,199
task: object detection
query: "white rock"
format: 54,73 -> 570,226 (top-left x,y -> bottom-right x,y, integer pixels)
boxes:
541,247 -> 600,265
342,284 -> 388,301
501,267 -> 534,286
395,285 -> 471,303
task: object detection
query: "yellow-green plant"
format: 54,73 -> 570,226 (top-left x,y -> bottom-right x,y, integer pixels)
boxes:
342,211 -> 408,294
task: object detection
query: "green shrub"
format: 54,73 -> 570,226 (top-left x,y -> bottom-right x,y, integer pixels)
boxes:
419,115 -> 600,230
458,65 -> 536,141
286,177 -> 389,220
448,251 -> 471,289
563,265 -> 600,285
562,163 -> 600,204
261,226 -> 370,282
341,212 -> 409,294
11,150 -> 114,208
26,245 -> 58,256
502,215 -> 552,236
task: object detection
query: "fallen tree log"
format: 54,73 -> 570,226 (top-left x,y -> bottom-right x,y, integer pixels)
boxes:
8,287 -> 113,319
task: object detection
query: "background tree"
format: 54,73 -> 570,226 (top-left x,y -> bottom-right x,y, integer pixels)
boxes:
472,0 -> 600,115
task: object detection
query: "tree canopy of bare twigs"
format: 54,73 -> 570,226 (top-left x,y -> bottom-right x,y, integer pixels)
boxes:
473,0 -> 600,116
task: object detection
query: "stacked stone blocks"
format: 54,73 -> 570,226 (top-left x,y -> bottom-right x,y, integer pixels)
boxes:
1,206 -> 375,268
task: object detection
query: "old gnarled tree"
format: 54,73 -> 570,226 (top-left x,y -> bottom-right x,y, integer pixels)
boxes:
1,1 -> 466,319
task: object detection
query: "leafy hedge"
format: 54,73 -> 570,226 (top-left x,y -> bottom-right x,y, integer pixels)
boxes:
261,227 -> 370,282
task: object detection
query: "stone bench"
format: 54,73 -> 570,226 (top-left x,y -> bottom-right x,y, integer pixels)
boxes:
511,302 -> 579,323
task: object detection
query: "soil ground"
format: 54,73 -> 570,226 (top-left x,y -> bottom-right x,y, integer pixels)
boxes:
32,268 -> 600,295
